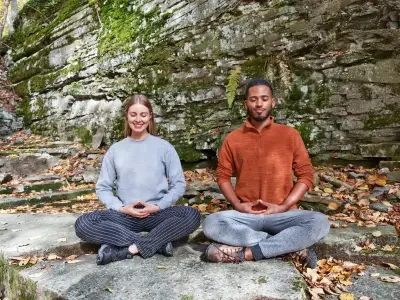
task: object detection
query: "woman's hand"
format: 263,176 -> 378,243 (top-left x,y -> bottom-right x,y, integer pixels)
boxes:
120,202 -> 150,218
140,202 -> 160,214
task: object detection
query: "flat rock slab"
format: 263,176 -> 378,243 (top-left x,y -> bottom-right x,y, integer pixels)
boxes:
0,213 -> 81,257
21,246 -> 305,300
325,266 -> 399,300
0,213 -> 306,300
315,224 -> 399,265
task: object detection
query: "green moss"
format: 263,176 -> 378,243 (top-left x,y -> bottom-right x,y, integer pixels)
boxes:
16,97 -> 33,126
3,0 -> 86,63
292,275 -> 307,292
314,84 -> 331,108
252,276 -> 269,284
110,114 -> 125,142
65,81 -> 83,94
364,114 -> 400,129
294,122 -> 313,147
97,1 -> 171,56
13,80 -> 29,96
32,98 -> 47,120
174,144 -> 203,163
180,296 -> 194,300
0,254 -> 38,300
75,127 -> 92,146
242,56 -> 267,78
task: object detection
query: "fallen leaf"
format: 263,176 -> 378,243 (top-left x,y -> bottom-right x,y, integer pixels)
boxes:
29,236 -> 42,240
328,202 -> 340,210
357,199 -> 370,207
324,188 -> 334,194
380,275 -> 400,283
339,293 -> 354,300
11,229 -> 22,232
382,201 -> 393,207
372,231 -> 381,237
47,254 -> 62,260
66,259 -> 81,264
354,246 -> 363,252
339,280 -> 353,286
19,257 -> 30,266
65,255 -> 78,261
382,263 -> 398,270
382,245 -> 395,252
310,287 -> 325,295
57,238 -> 67,242
105,287 -> 113,293
156,265 -> 168,269
0,228 -> 7,231
359,296 -> 371,300
29,256 -> 38,265
370,273 -> 380,277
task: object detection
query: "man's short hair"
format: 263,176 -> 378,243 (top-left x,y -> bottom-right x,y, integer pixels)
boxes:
245,78 -> 274,98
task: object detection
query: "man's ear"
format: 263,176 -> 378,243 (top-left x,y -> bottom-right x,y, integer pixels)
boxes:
243,100 -> 248,110
271,98 -> 276,108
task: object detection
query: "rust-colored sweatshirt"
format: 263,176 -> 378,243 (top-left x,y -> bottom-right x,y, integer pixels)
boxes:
217,118 -> 314,205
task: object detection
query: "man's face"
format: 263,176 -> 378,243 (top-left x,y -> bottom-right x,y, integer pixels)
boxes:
244,85 -> 276,122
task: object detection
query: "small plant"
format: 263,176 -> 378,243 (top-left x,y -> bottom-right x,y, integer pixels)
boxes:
226,66 -> 241,108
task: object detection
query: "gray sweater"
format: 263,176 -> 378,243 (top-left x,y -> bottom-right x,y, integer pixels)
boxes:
96,135 -> 186,211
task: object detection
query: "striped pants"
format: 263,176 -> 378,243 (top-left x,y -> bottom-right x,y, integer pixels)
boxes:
75,206 -> 201,258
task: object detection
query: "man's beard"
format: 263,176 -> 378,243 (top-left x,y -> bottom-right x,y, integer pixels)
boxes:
247,108 -> 271,122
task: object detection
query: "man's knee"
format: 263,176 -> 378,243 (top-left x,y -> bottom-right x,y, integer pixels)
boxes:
203,212 -> 226,240
308,212 -> 330,241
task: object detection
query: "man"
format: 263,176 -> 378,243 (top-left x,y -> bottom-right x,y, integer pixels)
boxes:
203,78 -> 330,268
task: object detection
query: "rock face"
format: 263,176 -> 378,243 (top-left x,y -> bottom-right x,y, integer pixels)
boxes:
1,0 -> 400,162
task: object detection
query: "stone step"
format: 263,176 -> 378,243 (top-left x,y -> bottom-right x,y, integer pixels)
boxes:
0,147 -> 78,157
324,266 -> 399,300
315,224 -> 399,265
0,188 -> 95,209
0,181 -> 64,195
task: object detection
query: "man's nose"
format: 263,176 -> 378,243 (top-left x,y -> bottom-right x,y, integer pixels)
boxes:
255,99 -> 263,106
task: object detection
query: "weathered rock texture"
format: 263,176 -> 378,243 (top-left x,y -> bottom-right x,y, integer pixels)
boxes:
1,0 -> 400,161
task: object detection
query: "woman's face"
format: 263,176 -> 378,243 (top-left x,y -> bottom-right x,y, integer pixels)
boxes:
127,104 -> 151,135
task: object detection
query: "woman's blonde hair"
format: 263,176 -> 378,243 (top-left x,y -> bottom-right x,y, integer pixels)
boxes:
123,94 -> 157,137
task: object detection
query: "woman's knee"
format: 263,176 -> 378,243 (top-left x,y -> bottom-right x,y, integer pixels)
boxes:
74,213 -> 95,236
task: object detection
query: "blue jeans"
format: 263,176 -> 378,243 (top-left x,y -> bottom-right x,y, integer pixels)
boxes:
203,209 -> 330,260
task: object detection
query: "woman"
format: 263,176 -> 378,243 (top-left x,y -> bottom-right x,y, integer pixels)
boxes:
75,94 -> 201,265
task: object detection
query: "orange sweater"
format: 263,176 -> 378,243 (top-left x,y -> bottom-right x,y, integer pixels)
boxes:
217,118 -> 314,205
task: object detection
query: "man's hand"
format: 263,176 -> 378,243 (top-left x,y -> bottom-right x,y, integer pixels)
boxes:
258,200 -> 287,215
120,201 -> 150,218
234,201 -> 267,214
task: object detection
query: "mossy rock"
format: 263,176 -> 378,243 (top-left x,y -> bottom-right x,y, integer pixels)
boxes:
174,144 -> 203,163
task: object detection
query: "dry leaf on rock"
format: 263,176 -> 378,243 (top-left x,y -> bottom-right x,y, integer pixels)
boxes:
370,273 -> 380,277
380,275 -> 400,283
339,293 -> 354,300
66,259 -> 81,264
47,254 -> 62,260
328,202 -> 340,210
372,231 -> 381,237
65,255 -> 78,261
382,263 -> 398,270
359,296 -> 371,300
156,265 -> 168,269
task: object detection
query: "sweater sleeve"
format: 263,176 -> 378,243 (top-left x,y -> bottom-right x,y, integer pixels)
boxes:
156,144 -> 186,210
95,147 -> 123,211
292,131 -> 314,189
216,138 -> 235,186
